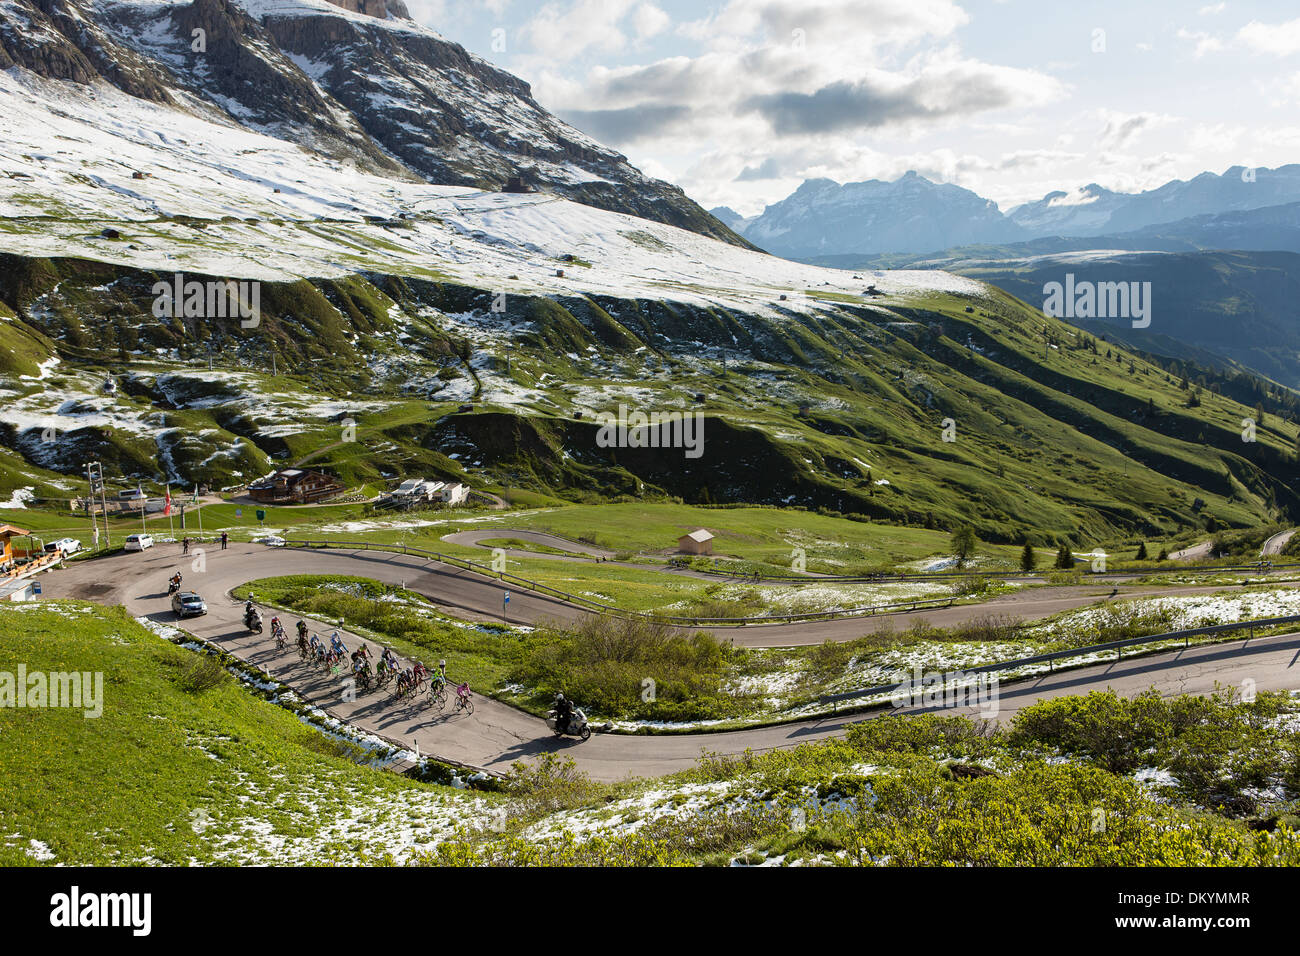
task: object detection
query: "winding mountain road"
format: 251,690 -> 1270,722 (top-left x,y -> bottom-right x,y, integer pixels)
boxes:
39,542 -> 1300,782
1263,529 -> 1298,557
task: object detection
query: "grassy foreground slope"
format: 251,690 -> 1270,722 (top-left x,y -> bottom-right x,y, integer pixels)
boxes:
3,602 -> 1300,866
0,602 -> 501,865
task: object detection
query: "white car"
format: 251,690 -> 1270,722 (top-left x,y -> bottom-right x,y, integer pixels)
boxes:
255,535 -> 286,548
123,533 -> 154,552
44,538 -> 82,556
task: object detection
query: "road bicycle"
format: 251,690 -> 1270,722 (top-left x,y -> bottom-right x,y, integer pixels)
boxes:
427,679 -> 448,711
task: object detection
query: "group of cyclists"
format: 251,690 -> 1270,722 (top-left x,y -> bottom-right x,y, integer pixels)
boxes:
261,605 -> 472,712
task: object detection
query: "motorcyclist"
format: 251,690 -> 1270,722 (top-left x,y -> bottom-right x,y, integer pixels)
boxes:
554,693 -> 574,734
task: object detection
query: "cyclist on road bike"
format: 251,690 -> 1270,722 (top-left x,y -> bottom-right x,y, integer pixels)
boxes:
296,620 -> 308,640
429,660 -> 448,693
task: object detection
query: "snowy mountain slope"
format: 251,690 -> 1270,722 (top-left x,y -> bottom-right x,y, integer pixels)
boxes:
0,70 -> 981,309
0,0 -> 747,243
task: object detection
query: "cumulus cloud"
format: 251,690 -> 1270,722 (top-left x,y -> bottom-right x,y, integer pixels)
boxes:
1237,17 -> 1300,56
520,0 -> 638,59
741,59 -> 1059,136
558,103 -> 692,144
633,3 -> 670,41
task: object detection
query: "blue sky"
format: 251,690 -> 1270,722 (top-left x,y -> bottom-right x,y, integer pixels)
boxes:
404,1 -> 1300,216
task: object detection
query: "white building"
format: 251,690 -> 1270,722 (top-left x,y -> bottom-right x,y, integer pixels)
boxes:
393,478 -> 446,502
436,482 -> 469,506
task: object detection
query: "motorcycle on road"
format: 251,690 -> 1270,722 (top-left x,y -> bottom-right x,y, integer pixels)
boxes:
546,707 -> 597,741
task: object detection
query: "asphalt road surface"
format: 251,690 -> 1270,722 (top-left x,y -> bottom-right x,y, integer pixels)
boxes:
36,542 -> 1300,781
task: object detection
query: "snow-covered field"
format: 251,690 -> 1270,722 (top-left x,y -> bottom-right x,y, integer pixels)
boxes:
1030,588 -> 1300,638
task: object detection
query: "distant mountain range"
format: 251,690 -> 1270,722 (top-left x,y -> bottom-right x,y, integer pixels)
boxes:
715,166 -> 1300,259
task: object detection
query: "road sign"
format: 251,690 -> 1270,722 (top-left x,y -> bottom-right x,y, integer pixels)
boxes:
503,591 -> 510,604
256,509 -> 266,523
33,581 -> 41,595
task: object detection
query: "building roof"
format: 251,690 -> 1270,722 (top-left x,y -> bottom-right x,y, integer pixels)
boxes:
0,524 -> 31,538
682,529 -> 714,542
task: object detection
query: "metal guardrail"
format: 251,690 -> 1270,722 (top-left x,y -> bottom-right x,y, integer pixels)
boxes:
692,560 -> 1300,585
820,613 -> 1300,707
468,528 -> 1300,584
283,538 -> 957,626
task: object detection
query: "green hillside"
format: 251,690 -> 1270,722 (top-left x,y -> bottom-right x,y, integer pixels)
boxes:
1,254 -> 1298,548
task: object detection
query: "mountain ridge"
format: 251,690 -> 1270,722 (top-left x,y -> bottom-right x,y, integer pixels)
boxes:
0,0 -> 750,244
717,165 -> 1300,259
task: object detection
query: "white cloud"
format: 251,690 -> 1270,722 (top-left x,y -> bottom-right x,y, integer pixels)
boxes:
633,3 -> 670,42
1176,28 -> 1223,57
520,0 -> 637,59
1096,109 -> 1174,151
1238,17 -> 1300,56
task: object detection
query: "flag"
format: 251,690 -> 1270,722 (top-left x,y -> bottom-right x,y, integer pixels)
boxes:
164,486 -> 172,517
